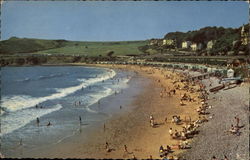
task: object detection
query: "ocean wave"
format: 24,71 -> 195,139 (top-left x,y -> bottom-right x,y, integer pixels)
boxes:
0,104 -> 63,136
38,73 -> 64,80
15,73 -> 68,82
82,87 -> 114,113
2,69 -> 116,112
16,78 -> 31,82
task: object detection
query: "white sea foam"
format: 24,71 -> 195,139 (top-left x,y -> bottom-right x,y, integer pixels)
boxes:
1,69 -> 116,112
82,75 -> 132,112
83,87 -> 114,113
0,104 -> 63,136
16,78 -> 31,82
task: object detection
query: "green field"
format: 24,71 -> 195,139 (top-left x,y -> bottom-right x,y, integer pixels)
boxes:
0,37 -> 148,56
34,41 -> 148,56
0,37 -> 68,55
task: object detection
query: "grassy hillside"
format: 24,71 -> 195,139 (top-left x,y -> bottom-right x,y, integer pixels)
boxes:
0,37 -> 148,56
35,40 -> 148,56
0,37 -> 68,54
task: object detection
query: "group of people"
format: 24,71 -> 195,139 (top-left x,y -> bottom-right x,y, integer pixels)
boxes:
228,116 -> 241,136
169,121 -> 199,142
155,70 -> 212,159
171,115 -> 181,125
159,145 -> 172,158
35,104 -> 44,109
36,117 -> 52,127
150,115 -> 155,127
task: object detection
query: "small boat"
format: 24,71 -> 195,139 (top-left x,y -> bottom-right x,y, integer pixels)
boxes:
209,84 -> 225,92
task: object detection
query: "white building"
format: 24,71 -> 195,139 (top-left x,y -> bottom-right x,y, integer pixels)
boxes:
191,43 -> 197,51
207,40 -> 215,50
163,39 -> 174,46
182,41 -> 192,48
227,68 -> 234,78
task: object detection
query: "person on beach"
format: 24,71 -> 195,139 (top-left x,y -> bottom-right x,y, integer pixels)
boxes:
149,115 -> 155,127
169,128 -> 173,137
159,145 -> 164,155
103,123 -> 106,132
180,131 -> 186,140
229,124 -> 240,135
36,117 -> 40,126
132,154 -> 136,159
35,104 -> 38,109
173,130 -> 179,138
165,117 -> 168,124
120,105 -> 122,109
234,116 -> 240,128
150,115 -> 154,121
124,145 -> 128,153
149,155 -> 153,159
166,145 -> 171,152
105,142 -> 111,152
47,121 -> 51,126
180,100 -> 185,106
79,116 -> 82,125
160,92 -> 163,98
150,119 -> 155,127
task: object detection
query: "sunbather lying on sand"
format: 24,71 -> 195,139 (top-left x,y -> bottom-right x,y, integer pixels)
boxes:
180,100 -> 186,106
171,115 -> 181,124
159,145 -> 172,158
171,140 -> 191,150
228,124 -> 240,135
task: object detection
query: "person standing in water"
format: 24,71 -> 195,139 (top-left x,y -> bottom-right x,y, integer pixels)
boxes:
47,121 -> 51,126
79,116 -> 82,125
36,117 -> 40,126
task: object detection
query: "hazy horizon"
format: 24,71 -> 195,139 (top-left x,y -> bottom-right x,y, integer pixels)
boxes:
1,1 -> 249,41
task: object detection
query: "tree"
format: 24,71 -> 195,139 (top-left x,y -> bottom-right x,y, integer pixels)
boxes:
106,50 -> 114,57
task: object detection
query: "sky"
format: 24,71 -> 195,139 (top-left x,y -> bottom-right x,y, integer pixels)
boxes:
1,1 -> 249,41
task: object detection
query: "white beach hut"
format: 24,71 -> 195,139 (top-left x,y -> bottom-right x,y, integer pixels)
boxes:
227,68 -> 234,78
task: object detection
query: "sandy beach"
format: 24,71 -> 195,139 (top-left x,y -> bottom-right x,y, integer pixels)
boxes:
17,64 -> 202,159
4,64 -> 248,159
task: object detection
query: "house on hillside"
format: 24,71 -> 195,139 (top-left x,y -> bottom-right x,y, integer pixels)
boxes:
181,41 -> 191,48
241,25 -> 249,45
207,40 -> 215,50
163,39 -> 174,46
191,43 -> 197,51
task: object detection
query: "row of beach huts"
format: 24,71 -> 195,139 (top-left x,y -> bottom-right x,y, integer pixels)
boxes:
95,61 -> 228,77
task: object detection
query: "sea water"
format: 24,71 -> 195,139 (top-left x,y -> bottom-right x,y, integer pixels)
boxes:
1,66 -> 134,156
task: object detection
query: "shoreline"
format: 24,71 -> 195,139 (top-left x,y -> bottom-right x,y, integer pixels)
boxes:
20,64 -> 203,159
3,64 -> 248,159
85,64 -> 203,158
